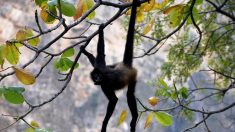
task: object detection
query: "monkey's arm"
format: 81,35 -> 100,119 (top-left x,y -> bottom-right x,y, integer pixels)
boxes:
80,46 -> 96,67
96,24 -> 106,68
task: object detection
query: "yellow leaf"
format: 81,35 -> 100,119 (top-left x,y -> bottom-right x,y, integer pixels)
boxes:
30,121 -> 40,128
143,18 -> 155,35
163,4 -> 185,14
144,112 -> 153,129
74,0 -> 83,20
148,96 -> 159,106
136,11 -> 144,23
13,66 -> 36,85
40,2 -> 57,24
82,0 -> 95,19
118,110 -> 128,126
153,0 -> 169,10
141,0 -> 155,12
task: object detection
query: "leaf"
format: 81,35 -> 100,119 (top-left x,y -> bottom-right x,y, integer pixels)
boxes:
144,112 -> 153,129
35,128 -> 53,132
35,0 -> 48,7
163,4 -> 185,27
0,45 -> 6,69
8,87 -> 25,93
74,0 -> 83,20
60,0 -> 76,17
4,89 -> 24,104
16,28 -> 40,46
82,0 -> 95,19
195,0 -> 203,5
158,78 -> 168,88
163,4 -> 184,14
187,7 -> 199,24
13,66 -> 36,85
136,11 -> 144,23
40,3 -> 57,24
148,96 -> 159,106
155,112 -> 173,126
141,0 -> 155,12
179,87 -> 188,99
4,43 -> 19,65
118,110 -> 128,126
61,48 -> 75,58
143,19 -> 155,35
53,58 -> 79,72
153,0 -> 169,10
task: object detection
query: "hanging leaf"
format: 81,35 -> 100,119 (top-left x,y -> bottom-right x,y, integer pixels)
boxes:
155,111 -> 173,126
144,112 -> 153,129
82,0 -> 95,19
143,19 -> 155,35
4,43 -> 19,65
61,48 -> 75,58
59,0 -> 76,17
40,3 -> 57,24
13,66 -> 36,85
53,58 -> 79,72
148,96 -> 159,106
118,110 -> 128,126
4,89 -> 24,104
16,28 -> 40,46
74,0 -> 83,20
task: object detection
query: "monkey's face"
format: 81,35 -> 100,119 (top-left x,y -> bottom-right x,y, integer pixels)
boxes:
91,69 -> 103,85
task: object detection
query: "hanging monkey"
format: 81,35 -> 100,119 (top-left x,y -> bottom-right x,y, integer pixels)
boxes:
80,0 -> 140,131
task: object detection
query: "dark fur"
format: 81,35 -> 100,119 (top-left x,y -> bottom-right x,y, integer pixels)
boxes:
81,0 -> 139,131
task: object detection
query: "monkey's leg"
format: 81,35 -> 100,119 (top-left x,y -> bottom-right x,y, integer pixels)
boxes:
127,81 -> 138,132
101,86 -> 118,132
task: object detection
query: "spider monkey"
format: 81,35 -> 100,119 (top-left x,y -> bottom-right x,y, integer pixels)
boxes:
80,0 -> 140,131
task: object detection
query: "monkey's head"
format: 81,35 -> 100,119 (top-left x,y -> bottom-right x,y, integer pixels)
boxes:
91,68 -> 104,85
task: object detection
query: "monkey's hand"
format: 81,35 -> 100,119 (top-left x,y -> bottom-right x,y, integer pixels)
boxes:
99,23 -> 105,31
80,45 -> 87,53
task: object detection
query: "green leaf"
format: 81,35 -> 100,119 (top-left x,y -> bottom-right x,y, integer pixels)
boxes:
155,112 -> 173,126
0,45 -> 6,68
35,0 -> 48,7
61,48 -> 75,58
54,58 -> 79,72
4,89 -> 24,104
16,28 -> 40,46
179,87 -> 188,99
0,88 -> 3,97
158,78 -> 168,88
187,7 -> 199,24
82,0 -> 95,19
4,43 -> 19,65
60,0 -> 76,17
35,128 -> 53,132
8,87 -> 25,93
195,0 -> 203,5
164,4 -> 185,27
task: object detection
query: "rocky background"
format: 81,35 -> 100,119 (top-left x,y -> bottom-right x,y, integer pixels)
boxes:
0,0 -> 234,132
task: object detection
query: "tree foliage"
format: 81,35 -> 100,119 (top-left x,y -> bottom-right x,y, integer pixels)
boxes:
0,0 -> 235,131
